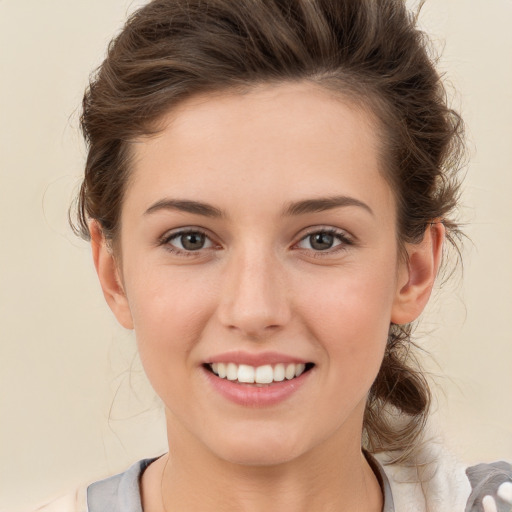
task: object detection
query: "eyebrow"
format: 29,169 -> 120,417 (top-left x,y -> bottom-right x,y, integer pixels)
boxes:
283,196 -> 374,217
143,195 -> 373,218
144,199 -> 224,218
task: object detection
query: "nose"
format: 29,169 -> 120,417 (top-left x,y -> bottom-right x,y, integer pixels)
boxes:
216,246 -> 291,339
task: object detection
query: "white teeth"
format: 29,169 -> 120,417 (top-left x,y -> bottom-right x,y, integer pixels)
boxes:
295,363 -> 306,377
273,363 -> 285,382
255,365 -> 273,384
217,362 -> 227,378
238,364 -> 255,383
209,362 -> 310,384
285,363 -> 296,380
226,363 -> 238,381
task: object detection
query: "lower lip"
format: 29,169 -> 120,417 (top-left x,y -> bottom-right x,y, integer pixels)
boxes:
202,366 -> 312,407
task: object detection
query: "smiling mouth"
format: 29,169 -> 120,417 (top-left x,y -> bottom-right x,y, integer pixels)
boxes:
204,362 -> 315,385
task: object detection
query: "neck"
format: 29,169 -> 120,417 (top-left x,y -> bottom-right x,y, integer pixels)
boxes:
142,414 -> 383,512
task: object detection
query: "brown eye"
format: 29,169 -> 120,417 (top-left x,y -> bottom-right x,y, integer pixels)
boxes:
181,232 -> 206,250
167,231 -> 213,252
296,229 -> 351,253
309,233 -> 334,251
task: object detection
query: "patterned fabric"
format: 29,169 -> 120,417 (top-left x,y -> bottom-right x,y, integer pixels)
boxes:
465,462 -> 512,512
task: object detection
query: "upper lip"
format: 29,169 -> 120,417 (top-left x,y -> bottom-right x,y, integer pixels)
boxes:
204,351 -> 311,367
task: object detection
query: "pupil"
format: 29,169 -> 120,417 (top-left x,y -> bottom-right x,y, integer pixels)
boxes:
310,233 -> 333,250
182,233 -> 205,250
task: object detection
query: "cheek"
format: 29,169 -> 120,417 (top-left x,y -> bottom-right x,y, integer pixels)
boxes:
297,263 -> 396,331
127,263 -> 213,328
124,268 -> 217,379
295,265 -> 396,385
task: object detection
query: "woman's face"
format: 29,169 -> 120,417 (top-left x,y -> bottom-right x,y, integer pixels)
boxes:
107,82 -> 416,465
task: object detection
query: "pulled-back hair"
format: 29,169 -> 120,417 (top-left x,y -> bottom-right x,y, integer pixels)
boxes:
74,0 -> 464,458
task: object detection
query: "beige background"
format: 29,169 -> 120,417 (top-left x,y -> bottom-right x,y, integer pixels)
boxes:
1,1 -> 511,510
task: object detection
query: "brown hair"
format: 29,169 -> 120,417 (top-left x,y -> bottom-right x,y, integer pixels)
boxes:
73,0 -> 464,458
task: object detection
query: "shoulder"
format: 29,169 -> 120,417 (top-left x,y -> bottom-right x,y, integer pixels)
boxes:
375,440 -> 512,512
86,457 -> 160,512
375,441 -> 471,512
33,457 -> 160,512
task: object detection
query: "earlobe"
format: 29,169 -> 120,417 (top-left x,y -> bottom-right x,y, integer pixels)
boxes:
391,222 -> 445,325
90,221 -> 134,330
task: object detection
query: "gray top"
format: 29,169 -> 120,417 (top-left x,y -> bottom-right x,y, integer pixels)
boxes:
86,453 -> 394,512
86,454 -> 512,512
87,458 -> 156,512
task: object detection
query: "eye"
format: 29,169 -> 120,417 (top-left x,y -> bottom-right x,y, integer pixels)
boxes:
296,229 -> 351,252
164,230 -> 214,252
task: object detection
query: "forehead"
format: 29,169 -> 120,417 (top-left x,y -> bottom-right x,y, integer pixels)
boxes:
126,82 -> 394,220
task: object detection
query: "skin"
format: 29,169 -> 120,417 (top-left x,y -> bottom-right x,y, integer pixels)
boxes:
92,82 -> 444,511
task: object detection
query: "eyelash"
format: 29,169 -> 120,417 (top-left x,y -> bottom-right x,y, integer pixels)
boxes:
158,228 -> 217,257
293,227 -> 353,257
158,227 -> 353,257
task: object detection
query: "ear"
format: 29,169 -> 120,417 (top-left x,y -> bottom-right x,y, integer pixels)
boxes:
391,222 -> 445,325
90,221 -> 134,330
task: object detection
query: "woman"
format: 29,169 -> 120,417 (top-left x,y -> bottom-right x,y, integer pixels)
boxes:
41,0 -> 512,510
